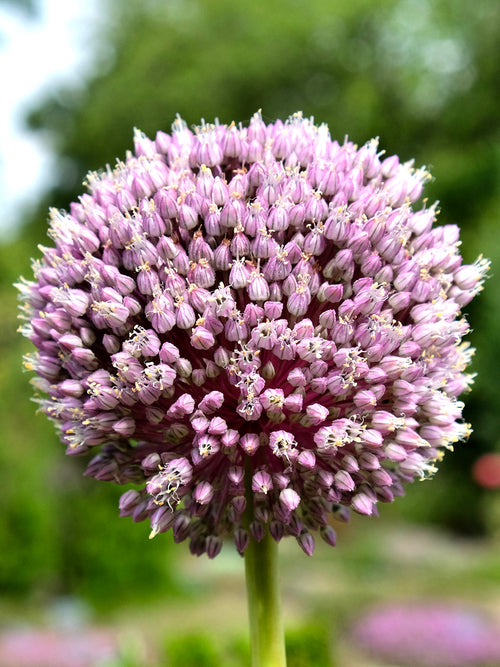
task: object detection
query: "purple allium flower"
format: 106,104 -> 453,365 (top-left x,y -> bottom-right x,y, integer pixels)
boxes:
351,602 -> 500,666
17,112 -> 487,557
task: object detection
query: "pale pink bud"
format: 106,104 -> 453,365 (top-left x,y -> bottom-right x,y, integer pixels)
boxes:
193,481 -> 214,505
297,450 -> 316,469
335,470 -> 356,492
199,391 -> 224,413
351,493 -> 374,515
279,488 -> 301,512
252,470 -> 273,494
240,433 -> 260,455
306,403 -> 329,425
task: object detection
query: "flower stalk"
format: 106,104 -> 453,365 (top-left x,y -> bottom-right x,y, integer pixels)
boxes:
244,456 -> 286,666
245,532 -> 286,667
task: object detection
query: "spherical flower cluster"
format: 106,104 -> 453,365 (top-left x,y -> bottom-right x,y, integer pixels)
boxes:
18,112 -> 487,558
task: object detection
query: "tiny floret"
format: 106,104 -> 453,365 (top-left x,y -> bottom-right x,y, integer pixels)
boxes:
18,112 -> 485,557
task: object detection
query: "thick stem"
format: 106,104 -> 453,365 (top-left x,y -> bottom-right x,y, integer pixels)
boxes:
244,531 -> 287,667
244,457 -> 286,667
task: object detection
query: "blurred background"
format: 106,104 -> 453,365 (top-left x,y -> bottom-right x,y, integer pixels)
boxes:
1,0 -> 499,665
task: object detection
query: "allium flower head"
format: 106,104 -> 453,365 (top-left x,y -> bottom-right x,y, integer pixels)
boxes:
18,111 -> 487,557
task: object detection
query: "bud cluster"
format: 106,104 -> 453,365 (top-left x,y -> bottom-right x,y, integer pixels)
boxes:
18,112 -> 487,557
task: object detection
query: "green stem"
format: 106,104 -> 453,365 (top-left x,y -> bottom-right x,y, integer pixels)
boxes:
245,532 -> 287,667
244,456 -> 287,667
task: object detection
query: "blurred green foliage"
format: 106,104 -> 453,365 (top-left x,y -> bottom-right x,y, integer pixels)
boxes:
161,624 -> 332,667
1,0 -> 500,602
285,624 -> 333,667
164,632 -> 222,667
